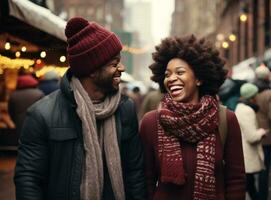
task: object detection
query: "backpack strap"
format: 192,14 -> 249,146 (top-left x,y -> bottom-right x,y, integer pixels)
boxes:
218,104 -> 228,150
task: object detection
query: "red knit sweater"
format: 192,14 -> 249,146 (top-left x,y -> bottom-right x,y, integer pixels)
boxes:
139,110 -> 246,200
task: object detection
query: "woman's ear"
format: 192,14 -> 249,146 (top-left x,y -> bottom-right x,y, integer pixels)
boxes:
196,80 -> 202,86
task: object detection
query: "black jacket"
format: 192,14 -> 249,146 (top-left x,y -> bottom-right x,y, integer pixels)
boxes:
14,70 -> 147,200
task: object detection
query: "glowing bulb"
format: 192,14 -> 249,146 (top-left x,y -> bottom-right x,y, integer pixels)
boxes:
60,56 -> 66,62
40,51 -> 46,58
222,41 -> 229,49
216,34 -> 224,41
229,34 -> 236,42
36,59 -> 42,64
21,46 -> 27,52
240,14 -> 247,22
5,42 -> 11,50
15,51 -> 21,58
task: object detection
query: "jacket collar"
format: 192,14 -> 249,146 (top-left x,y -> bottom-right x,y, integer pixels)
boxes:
60,69 -> 77,107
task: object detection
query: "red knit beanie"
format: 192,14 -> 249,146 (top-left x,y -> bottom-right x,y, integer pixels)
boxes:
17,75 -> 38,89
65,17 -> 123,77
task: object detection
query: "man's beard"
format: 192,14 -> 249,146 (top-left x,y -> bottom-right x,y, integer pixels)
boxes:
93,73 -> 118,95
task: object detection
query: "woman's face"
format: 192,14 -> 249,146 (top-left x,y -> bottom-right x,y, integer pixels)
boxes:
164,58 -> 201,103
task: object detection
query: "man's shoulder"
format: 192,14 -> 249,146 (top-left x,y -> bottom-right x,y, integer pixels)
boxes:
27,90 -> 61,116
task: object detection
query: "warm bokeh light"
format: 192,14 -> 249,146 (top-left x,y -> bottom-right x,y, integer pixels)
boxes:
222,41 -> 229,48
216,33 -> 224,41
5,42 -> 11,50
21,46 -> 27,52
122,45 -> 151,54
35,66 -> 68,78
40,51 -> 46,58
36,59 -> 42,64
0,55 -> 35,69
229,34 -> 236,42
215,41 -> 221,48
240,14 -> 247,22
60,56 -> 66,62
15,51 -> 21,58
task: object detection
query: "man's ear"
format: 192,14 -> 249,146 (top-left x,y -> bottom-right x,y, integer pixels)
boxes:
89,71 -> 99,79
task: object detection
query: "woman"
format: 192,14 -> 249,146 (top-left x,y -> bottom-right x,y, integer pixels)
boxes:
235,83 -> 266,200
140,35 -> 246,200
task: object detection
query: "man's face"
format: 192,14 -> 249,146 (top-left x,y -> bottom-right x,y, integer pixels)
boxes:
92,54 -> 125,95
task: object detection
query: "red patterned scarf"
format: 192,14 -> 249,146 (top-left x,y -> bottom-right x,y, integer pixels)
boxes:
158,94 -> 219,200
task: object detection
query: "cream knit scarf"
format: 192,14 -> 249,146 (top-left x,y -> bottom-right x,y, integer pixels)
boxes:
71,77 -> 125,200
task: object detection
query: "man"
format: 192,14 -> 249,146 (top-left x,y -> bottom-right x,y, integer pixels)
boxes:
14,17 -> 147,200
254,65 -> 271,200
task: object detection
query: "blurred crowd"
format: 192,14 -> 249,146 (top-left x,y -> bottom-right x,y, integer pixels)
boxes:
2,58 -> 271,199
0,67 -> 60,132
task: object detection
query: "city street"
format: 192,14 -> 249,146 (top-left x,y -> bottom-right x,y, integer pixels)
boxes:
1,0 -> 271,199
0,150 -> 270,200
0,151 -> 16,200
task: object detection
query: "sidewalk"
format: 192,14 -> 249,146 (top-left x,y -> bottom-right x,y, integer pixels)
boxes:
0,151 -> 16,200
0,150 -> 271,200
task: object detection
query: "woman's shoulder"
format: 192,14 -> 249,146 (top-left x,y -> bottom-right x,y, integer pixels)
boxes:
139,110 -> 158,141
141,110 -> 157,123
225,108 -> 242,135
226,108 -> 240,124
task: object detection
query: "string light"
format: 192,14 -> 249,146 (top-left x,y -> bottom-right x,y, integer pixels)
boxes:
21,46 -> 27,52
240,14 -> 247,22
5,42 -> 11,50
36,59 -> 42,64
59,56 -> 66,62
229,34 -> 236,42
222,41 -> 229,49
216,34 -> 224,41
0,55 -> 34,69
40,51 -> 46,58
15,51 -> 21,58
122,45 -> 151,54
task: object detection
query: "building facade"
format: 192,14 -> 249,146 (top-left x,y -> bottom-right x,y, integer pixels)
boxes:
51,0 -> 124,31
171,0 -> 218,37
215,0 -> 271,67
171,0 -> 271,68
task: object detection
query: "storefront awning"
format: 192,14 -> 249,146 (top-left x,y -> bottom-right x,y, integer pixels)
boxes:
8,0 -> 66,41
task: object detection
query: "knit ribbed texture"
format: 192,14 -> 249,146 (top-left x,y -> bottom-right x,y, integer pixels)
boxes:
158,94 -> 219,200
70,77 -> 125,200
65,17 -> 122,77
17,75 -> 38,89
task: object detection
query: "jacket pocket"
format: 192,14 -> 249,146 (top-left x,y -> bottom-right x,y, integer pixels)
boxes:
49,128 -> 77,141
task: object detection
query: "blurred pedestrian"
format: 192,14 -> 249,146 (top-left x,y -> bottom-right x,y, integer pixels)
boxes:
254,66 -> 271,200
128,86 -> 143,114
14,17 -> 147,200
218,77 -> 247,111
38,70 -> 60,95
0,74 -> 15,129
235,83 -> 266,200
8,74 -> 44,135
138,89 -> 163,119
140,35 -> 245,200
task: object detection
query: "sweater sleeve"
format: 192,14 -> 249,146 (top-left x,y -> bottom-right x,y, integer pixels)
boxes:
224,110 -> 246,200
139,111 -> 158,199
236,105 -> 264,143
